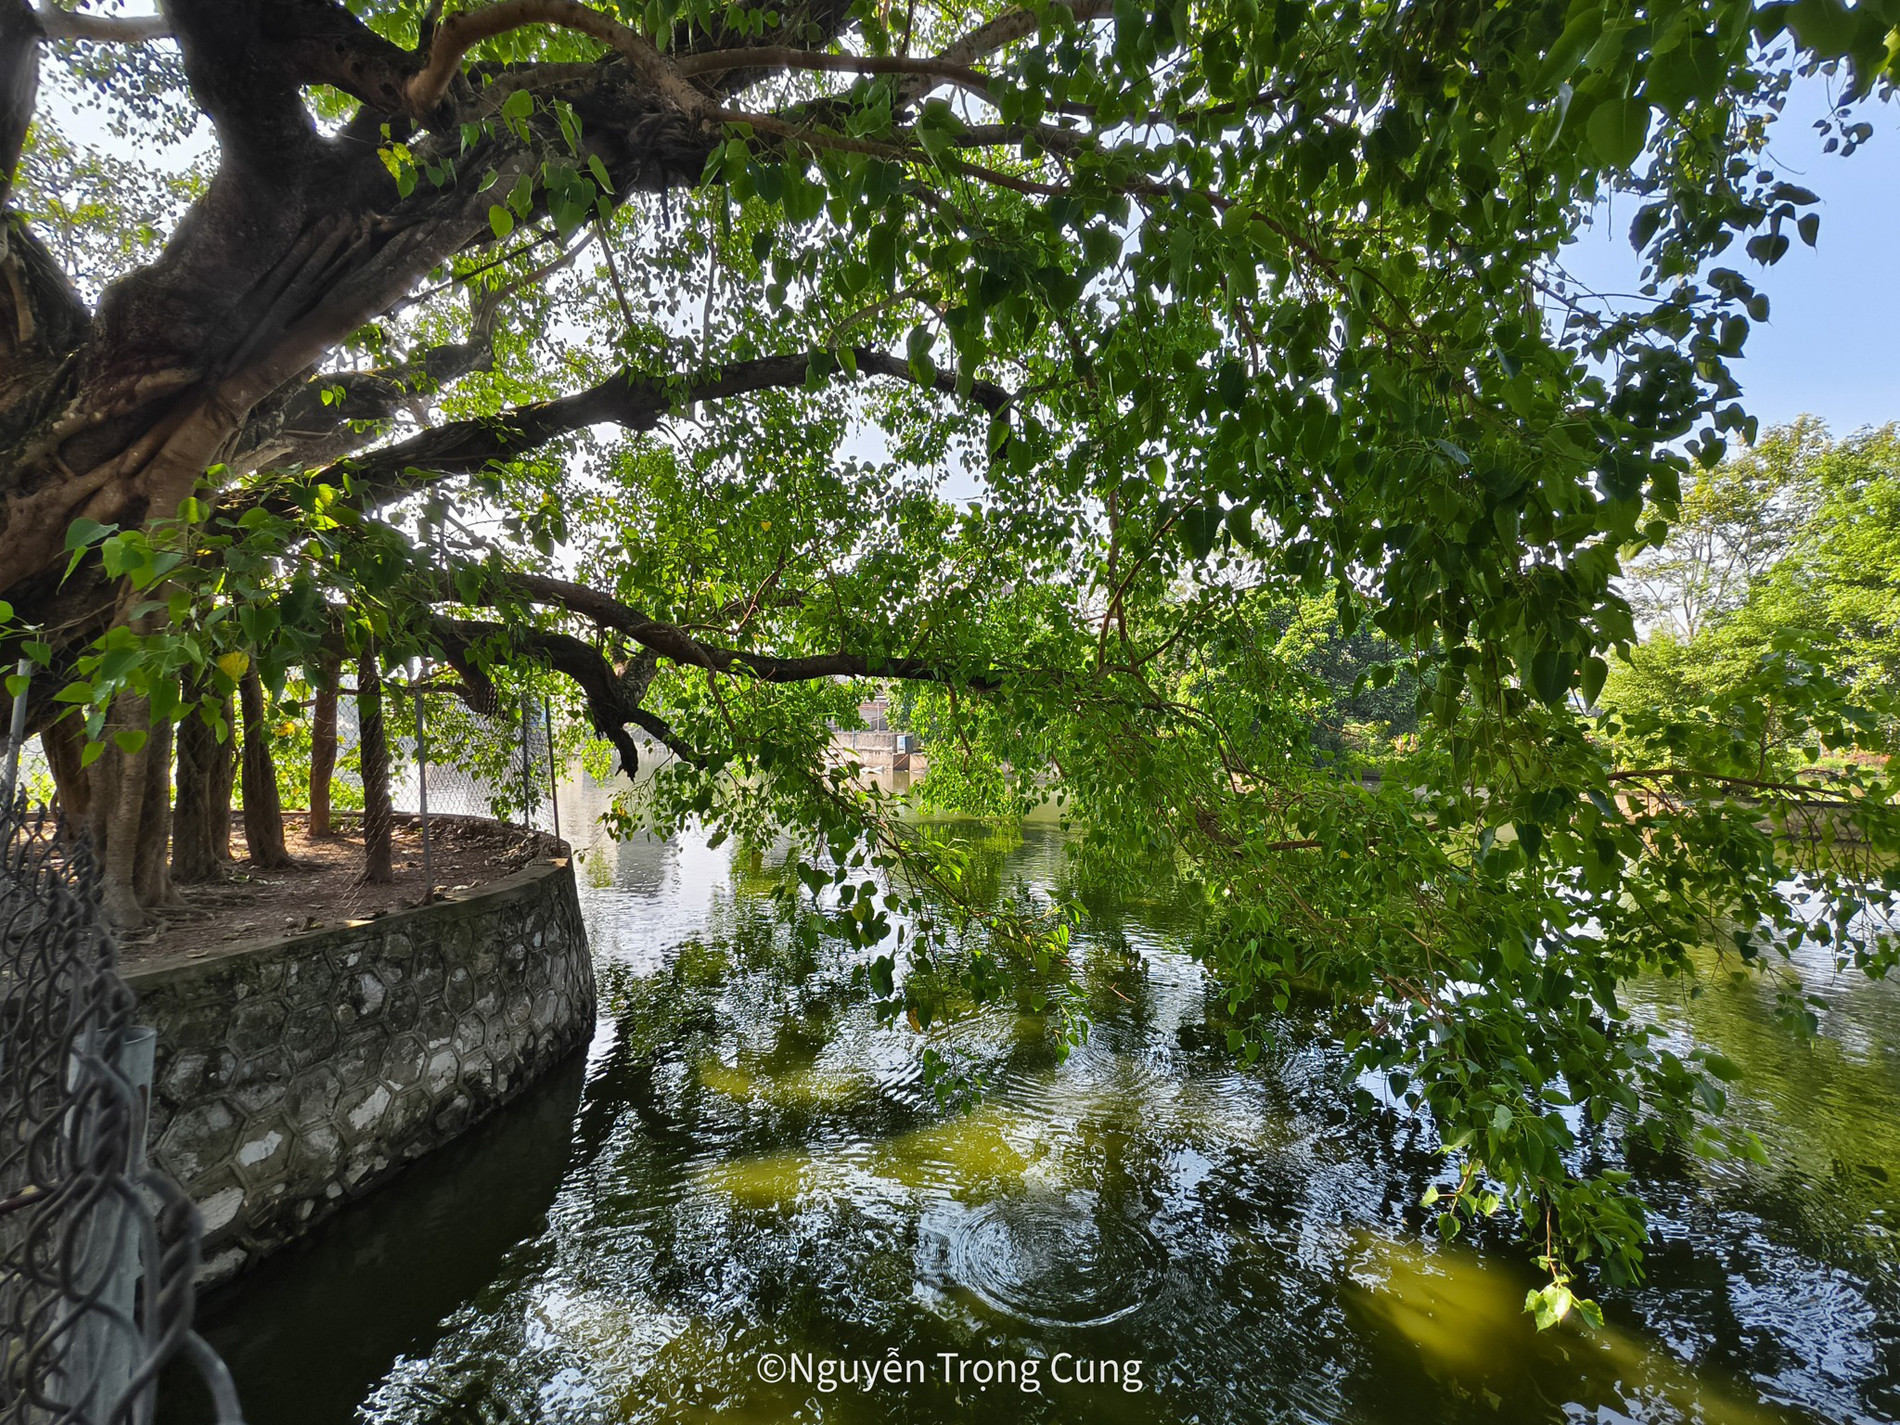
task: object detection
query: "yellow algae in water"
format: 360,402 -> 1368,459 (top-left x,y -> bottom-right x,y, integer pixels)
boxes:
701,1105 -> 1034,1209
700,1146 -> 819,1206
1347,1235 -> 1798,1424
615,1319 -> 799,1423
698,1059 -> 756,1101
867,1104 -> 1034,1193
1347,1235 -> 1527,1378
696,1054 -> 870,1109
769,1064 -> 871,1108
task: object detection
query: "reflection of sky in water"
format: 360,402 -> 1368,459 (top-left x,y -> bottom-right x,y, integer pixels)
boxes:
183,795 -> 1900,1425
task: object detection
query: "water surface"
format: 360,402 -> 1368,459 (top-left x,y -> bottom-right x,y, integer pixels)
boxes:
171,805 -> 1900,1424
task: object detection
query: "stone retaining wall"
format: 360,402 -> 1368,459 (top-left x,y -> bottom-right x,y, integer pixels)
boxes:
125,853 -> 593,1285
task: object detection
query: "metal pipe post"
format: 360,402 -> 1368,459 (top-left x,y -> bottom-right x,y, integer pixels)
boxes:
519,694 -> 534,830
414,675 -> 434,899
543,699 -> 560,844
2,657 -> 30,802
58,1025 -> 158,1420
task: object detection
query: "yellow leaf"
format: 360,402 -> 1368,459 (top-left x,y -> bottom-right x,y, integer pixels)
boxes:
216,651 -> 249,680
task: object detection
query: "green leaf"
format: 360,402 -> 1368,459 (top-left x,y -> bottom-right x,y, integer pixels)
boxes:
1530,649 -> 1573,705
1586,97 -> 1651,169
488,204 -> 514,239
1580,656 -> 1608,706
64,517 -> 115,554
1785,0 -> 1857,57
1180,504 -> 1224,560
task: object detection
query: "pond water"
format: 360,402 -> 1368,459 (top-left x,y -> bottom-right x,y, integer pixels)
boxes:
167,804 -> 1900,1425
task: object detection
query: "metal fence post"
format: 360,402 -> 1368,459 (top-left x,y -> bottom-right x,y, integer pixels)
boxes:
2,657 -> 30,803
57,1025 -> 158,1420
414,674 -> 434,899
1,801 -> 248,1424
519,695 -> 534,831
543,699 -> 560,845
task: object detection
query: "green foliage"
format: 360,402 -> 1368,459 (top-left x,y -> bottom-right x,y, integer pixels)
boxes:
1606,421 -> 1900,752
13,0 -> 1900,1331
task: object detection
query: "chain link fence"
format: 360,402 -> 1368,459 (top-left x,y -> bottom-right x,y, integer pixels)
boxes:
0,800 -> 245,1425
400,690 -> 562,842
309,685 -> 562,842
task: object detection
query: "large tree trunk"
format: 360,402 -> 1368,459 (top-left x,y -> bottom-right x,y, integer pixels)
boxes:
357,647 -> 392,883
172,684 -> 233,882
238,668 -> 291,868
40,715 -> 90,828
309,652 -> 339,837
0,0 -> 723,649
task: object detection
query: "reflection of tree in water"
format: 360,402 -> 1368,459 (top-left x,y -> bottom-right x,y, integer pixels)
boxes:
1628,943 -> 1900,1269
614,831 -> 676,896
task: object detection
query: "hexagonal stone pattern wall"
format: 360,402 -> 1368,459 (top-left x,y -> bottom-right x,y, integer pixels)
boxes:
125,856 -> 593,1286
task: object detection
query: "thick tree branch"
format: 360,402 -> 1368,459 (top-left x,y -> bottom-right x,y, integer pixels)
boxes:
3,0 -> 39,202
33,6 -> 171,42
934,0 -> 1114,70
433,614 -> 702,773
407,0 -> 709,118
675,46 -> 997,103
478,570 -> 1004,693
894,0 -> 1113,107
230,286 -> 505,474
293,345 -> 1009,513
161,0 -> 416,166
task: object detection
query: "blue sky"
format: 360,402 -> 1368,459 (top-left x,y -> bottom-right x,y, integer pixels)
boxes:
1561,73 -> 1899,439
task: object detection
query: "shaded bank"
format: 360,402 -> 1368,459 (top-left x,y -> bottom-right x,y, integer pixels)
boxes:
157,1051 -> 588,1425
128,852 -> 592,1283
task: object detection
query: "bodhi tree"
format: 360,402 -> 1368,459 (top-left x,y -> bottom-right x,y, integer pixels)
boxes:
3,0 -> 1899,1325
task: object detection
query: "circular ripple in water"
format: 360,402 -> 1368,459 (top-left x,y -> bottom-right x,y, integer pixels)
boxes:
950,1194 -> 1169,1328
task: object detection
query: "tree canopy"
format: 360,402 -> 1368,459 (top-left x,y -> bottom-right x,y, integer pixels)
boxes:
3,0 -> 1899,1326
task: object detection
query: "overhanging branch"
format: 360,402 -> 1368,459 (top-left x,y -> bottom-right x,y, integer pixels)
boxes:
32,6 -> 171,42
297,345 -> 1010,513
479,570 -> 1005,692
433,614 -> 704,773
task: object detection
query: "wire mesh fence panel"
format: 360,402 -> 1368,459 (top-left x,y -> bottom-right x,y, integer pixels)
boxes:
402,692 -> 559,837
320,687 -> 560,839
0,800 -> 244,1425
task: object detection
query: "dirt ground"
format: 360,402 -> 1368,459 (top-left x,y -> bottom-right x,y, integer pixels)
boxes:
123,815 -> 564,969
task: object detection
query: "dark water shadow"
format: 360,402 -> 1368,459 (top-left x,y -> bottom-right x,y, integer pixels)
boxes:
157,1047 -> 589,1425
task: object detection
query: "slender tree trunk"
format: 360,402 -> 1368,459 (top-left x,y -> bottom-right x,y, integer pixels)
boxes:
40,716 -> 90,829
94,693 -> 148,931
238,669 -> 292,868
172,682 -> 234,882
87,732 -> 113,857
358,648 -> 393,883
309,653 -> 340,837
133,709 -> 174,907
210,691 -> 235,862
